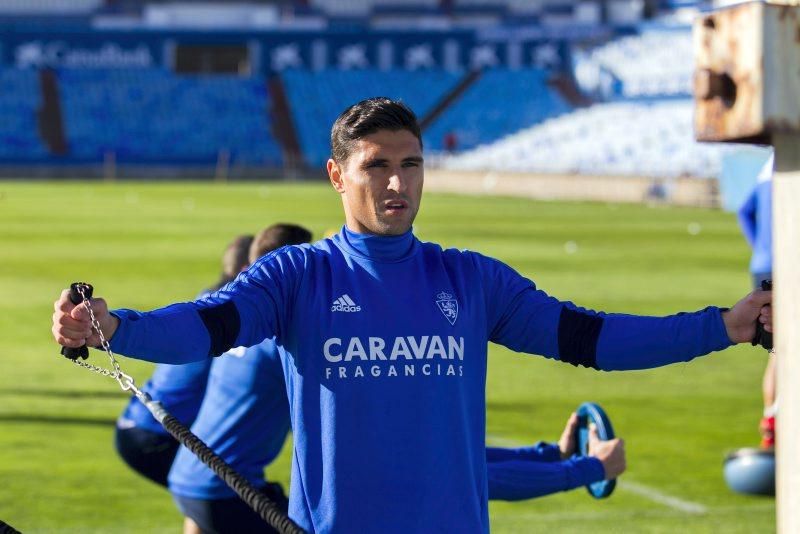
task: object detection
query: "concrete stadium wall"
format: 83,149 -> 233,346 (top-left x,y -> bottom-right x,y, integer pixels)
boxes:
425,169 -> 720,208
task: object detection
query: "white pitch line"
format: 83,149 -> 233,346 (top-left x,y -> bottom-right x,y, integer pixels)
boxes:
485,433 -> 708,515
618,480 -> 707,514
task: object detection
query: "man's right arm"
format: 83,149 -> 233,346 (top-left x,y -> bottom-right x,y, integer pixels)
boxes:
52,249 -> 303,365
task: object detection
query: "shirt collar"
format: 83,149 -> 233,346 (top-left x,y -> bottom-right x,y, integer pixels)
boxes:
334,225 -> 418,262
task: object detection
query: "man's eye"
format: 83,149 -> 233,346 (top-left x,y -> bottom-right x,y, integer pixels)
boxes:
366,162 -> 387,168
402,161 -> 419,168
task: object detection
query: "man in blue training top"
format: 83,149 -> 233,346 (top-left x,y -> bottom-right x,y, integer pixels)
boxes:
118,224 -> 622,534
737,150 -> 776,449
114,234 -> 254,486
53,97 -> 771,533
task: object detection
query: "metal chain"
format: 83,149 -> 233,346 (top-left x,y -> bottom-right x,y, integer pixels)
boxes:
70,285 -> 142,396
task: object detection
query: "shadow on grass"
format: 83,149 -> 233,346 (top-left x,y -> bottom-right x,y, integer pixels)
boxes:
0,388 -> 126,400
0,414 -> 115,426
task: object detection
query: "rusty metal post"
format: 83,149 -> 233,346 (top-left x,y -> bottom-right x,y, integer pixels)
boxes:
694,4 -> 800,532
772,132 -> 800,534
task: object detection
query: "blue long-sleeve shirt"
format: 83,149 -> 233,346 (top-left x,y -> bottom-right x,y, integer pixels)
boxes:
486,443 -> 604,500
737,155 -> 773,276
117,360 -> 211,434
168,340 -> 291,499
109,226 -> 732,533
118,291 -> 214,434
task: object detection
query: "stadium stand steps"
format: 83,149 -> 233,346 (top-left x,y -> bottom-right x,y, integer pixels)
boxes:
418,70 -> 482,131
547,71 -> 593,108
423,68 -> 573,153
37,69 -> 67,156
267,74 -> 304,174
281,69 -> 465,168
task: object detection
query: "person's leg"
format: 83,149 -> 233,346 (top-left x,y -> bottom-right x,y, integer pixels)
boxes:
173,483 -> 289,534
752,273 -> 776,449
114,426 -> 180,487
183,517 -> 202,534
761,353 -> 777,449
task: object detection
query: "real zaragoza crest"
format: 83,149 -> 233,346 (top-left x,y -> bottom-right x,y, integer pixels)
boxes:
436,291 -> 459,326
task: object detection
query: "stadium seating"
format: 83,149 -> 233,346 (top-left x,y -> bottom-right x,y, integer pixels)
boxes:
424,68 -> 572,152
440,99 -> 729,178
309,0 -> 375,17
0,0 -> 101,14
309,0 -> 596,19
572,27 -> 693,99
57,68 -> 283,165
281,68 -> 463,167
0,68 -> 49,161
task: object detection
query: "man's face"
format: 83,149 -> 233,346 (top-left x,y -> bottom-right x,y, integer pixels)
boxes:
328,129 -> 424,236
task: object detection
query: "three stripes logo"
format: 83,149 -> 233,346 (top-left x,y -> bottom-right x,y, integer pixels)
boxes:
331,294 -> 361,313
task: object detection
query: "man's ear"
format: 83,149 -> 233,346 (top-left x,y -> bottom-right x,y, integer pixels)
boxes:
328,159 -> 345,193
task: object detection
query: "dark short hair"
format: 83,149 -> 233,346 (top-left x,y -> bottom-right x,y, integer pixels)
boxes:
212,234 -> 254,291
249,223 -> 313,263
331,97 -> 423,164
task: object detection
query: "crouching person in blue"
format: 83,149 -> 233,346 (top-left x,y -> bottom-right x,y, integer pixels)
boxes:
53,97 -> 772,534
115,224 -> 312,534
114,233 -> 255,486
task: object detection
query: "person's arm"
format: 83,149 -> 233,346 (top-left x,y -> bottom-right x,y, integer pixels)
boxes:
488,424 -> 624,501
487,455 -> 604,501
737,189 -> 758,247
486,443 -> 562,464
474,253 -> 771,371
53,248 -> 305,365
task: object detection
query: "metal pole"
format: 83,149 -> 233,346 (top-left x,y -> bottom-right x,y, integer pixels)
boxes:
772,132 -> 800,534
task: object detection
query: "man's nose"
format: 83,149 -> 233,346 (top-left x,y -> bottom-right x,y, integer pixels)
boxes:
387,172 -> 407,193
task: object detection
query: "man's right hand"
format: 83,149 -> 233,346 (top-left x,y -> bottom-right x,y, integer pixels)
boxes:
52,289 -> 119,349
588,424 -> 626,480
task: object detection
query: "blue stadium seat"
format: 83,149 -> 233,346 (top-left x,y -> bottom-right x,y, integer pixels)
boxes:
442,99 -> 729,179
572,27 -> 693,100
0,68 -> 49,161
281,68 -> 463,168
423,68 -> 572,152
57,68 -> 283,166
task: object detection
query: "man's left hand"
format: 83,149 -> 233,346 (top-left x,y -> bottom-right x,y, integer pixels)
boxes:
722,288 -> 772,344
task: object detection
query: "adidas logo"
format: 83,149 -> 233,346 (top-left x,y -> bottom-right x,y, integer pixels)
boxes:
331,294 -> 361,313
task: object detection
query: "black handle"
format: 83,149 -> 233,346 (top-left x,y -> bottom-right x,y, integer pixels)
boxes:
60,282 -> 94,361
752,279 -> 772,351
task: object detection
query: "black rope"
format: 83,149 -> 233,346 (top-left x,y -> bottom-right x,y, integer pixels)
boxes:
159,413 -> 306,534
0,519 -> 21,534
58,281 -> 304,533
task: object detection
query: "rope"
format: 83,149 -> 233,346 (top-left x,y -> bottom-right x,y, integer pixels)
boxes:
61,282 -> 304,533
158,411 -> 305,534
0,520 -> 21,534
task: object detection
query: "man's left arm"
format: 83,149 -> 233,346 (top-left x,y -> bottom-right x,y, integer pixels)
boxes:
477,254 -> 771,371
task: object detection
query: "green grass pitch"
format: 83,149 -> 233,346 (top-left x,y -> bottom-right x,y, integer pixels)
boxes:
0,180 -> 774,533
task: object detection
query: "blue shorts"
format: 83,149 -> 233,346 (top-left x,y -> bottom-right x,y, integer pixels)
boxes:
174,482 -> 289,534
114,426 -> 179,487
